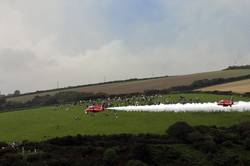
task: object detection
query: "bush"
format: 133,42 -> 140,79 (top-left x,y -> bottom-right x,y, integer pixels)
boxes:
187,131 -> 205,143
1,153 -> 23,165
211,153 -> 240,166
167,122 -> 194,141
237,121 -> 250,139
103,148 -> 119,165
245,138 -> 250,150
129,144 -> 152,164
194,139 -> 217,153
150,145 -> 181,165
126,160 -> 148,166
222,140 -> 233,148
26,152 -> 48,163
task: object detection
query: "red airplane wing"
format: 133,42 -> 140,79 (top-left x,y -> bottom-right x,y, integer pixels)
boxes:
85,104 -> 106,113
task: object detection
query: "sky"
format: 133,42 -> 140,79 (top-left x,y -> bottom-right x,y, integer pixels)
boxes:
0,0 -> 250,94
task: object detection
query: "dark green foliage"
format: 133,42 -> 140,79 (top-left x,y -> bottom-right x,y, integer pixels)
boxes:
129,144 -> 153,164
222,140 -> 233,148
0,147 -> 16,156
126,160 -> 148,166
237,121 -> 250,139
187,131 -> 205,143
174,155 -> 202,166
194,139 -> 218,153
210,153 -> 241,166
150,145 -> 182,165
103,148 -> 119,165
0,122 -> 250,165
245,138 -> 250,150
26,152 -> 48,163
0,153 -> 23,166
167,121 -> 194,141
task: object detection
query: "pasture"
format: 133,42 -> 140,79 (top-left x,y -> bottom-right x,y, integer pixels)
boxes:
1,93 -> 250,142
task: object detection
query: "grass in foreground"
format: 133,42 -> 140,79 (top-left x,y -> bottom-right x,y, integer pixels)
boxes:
0,105 -> 250,142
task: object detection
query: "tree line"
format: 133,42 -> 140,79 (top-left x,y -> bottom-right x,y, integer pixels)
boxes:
223,65 -> 250,70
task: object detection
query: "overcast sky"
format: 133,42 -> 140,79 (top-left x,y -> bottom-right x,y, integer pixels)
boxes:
0,0 -> 250,94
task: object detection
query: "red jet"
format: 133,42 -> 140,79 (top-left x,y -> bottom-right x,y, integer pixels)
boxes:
217,99 -> 234,107
85,103 -> 107,114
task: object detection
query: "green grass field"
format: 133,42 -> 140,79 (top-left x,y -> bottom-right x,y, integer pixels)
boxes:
1,93 -> 250,142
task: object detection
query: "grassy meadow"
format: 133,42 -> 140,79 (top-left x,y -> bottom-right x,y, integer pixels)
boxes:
1,93 -> 250,142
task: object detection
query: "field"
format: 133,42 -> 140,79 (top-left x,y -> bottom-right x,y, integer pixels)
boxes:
7,69 -> 250,103
1,93 -> 250,142
198,79 -> 250,94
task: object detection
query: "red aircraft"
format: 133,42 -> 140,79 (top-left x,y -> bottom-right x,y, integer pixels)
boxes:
217,98 -> 234,107
85,103 -> 107,114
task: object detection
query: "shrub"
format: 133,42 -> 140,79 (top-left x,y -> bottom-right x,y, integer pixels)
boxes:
237,121 -> 250,139
126,160 -> 148,166
211,153 -> 240,166
103,148 -> 119,165
167,122 -> 194,141
26,152 -> 48,163
194,139 -> 217,153
129,144 -> 152,164
245,138 -> 250,150
150,145 -> 181,165
222,140 -> 233,148
1,153 -> 23,165
187,131 -> 205,143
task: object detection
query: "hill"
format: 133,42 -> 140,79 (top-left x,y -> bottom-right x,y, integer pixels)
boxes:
6,69 -> 250,103
198,79 -> 250,94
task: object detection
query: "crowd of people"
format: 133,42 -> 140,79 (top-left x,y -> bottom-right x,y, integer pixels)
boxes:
80,94 -> 202,108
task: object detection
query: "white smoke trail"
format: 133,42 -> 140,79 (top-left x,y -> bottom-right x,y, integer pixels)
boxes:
107,102 -> 250,112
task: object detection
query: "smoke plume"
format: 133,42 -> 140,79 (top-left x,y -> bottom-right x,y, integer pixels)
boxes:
108,102 -> 250,112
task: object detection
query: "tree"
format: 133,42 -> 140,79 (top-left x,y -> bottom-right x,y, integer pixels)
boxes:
103,148 -> 119,166
14,90 -> 21,96
166,122 -> 194,141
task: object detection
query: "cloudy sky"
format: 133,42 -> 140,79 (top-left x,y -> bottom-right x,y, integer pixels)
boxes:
0,0 -> 250,94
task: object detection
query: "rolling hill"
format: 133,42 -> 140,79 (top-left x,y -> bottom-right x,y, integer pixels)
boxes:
7,69 -> 250,103
198,79 -> 250,94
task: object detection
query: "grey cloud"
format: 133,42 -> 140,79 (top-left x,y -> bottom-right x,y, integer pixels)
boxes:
0,0 -> 250,94
0,48 -> 36,72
